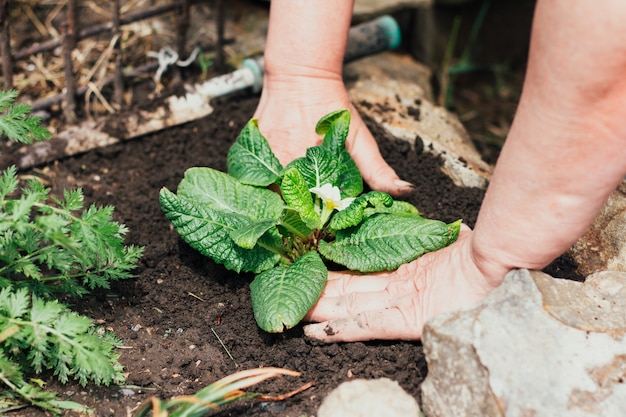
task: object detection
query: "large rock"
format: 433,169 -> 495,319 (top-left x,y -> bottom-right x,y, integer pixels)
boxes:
421,269 -> 626,417
568,180 -> 626,276
317,378 -> 422,417
346,52 -> 493,189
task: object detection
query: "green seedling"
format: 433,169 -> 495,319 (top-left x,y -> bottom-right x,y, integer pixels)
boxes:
197,50 -> 214,79
160,110 -> 460,333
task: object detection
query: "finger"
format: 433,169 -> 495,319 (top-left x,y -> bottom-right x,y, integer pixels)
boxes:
303,307 -> 422,342
324,270 -> 393,295
306,275 -> 416,322
306,290 -> 393,322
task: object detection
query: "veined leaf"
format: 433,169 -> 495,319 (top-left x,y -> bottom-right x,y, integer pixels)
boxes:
316,109 -> 350,155
177,167 -> 284,221
279,208 -> 314,239
229,220 -> 277,249
284,146 -> 338,190
319,214 -> 461,272
364,200 -> 420,217
316,110 -> 362,197
227,118 -> 283,186
330,191 -> 393,230
280,167 -> 320,229
250,251 -> 327,333
160,188 -> 280,273
335,149 -> 363,197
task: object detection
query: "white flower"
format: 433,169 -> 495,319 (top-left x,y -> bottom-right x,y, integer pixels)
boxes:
310,183 -> 355,211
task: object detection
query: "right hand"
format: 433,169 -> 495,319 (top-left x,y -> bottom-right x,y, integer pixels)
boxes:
253,73 -> 415,197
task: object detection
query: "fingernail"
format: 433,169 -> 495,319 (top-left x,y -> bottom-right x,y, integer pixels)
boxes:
393,179 -> 416,193
303,323 -> 328,340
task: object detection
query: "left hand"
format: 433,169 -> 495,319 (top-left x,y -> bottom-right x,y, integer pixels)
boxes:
303,226 -> 503,342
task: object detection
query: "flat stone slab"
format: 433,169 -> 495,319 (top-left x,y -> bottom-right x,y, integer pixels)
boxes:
421,269 -> 626,417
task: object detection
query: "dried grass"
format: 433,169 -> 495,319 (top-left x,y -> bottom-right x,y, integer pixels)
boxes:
10,0 -> 180,118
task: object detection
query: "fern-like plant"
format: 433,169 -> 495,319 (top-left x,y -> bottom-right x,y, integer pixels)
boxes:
0,90 -> 143,415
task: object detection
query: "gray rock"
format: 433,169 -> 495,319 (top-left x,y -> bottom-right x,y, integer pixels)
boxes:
421,269 -> 626,417
318,378 -> 422,417
346,52 -> 493,189
568,180 -> 626,277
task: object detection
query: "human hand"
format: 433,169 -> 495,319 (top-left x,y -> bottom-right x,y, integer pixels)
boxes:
303,227 -> 505,342
253,74 -> 415,197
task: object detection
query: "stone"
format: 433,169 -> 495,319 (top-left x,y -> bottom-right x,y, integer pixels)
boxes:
346,52 -> 493,189
421,269 -> 626,417
568,180 -> 626,277
317,378 -> 421,417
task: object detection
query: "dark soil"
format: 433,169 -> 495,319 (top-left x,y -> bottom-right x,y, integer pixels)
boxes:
6,87 -> 579,416
4,1 -> 578,414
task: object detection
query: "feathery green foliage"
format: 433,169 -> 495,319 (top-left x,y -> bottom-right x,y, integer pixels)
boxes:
0,90 -> 143,415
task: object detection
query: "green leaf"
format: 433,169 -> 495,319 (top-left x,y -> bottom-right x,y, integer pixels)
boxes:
319,214 -> 461,272
364,200 -> 420,217
284,146 -> 338,190
278,209 -> 315,239
0,166 -> 19,201
316,109 -> 350,154
229,220 -> 277,249
161,168 -> 285,272
250,251 -> 327,332
0,90 -> 50,144
227,118 -> 283,186
177,167 -> 284,219
335,149 -> 363,197
280,167 -> 320,229
330,191 -> 393,230
160,188 -> 280,273
317,110 -> 363,197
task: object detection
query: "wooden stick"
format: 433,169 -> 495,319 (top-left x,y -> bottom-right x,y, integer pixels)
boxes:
0,0 -> 12,89
13,0 -> 204,61
62,0 -> 77,123
112,0 -> 124,107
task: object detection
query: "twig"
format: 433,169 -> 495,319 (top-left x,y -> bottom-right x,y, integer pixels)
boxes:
112,0 -> 124,107
0,0 -> 12,89
215,0 -> 225,70
13,0 -> 205,61
85,81 -> 116,115
259,381 -> 314,401
211,327 -> 238,368
187,291 -> 206,302
30,61 -> 158,112
21,2 -> 50,38
62,0 -> 77,123
44,0 -> 67,40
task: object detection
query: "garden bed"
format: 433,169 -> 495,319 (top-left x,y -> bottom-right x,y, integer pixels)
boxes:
8,86 -> 577,416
